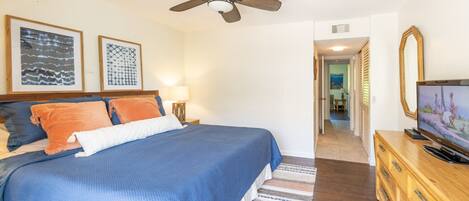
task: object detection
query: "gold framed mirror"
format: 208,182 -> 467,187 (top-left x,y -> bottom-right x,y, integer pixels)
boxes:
400,26 -> 424,119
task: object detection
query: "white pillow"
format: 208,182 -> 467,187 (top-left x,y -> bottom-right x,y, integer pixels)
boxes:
68,114 -> 183,157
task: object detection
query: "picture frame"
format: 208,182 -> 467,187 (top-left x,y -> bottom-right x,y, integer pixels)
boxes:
330,74 -> 344,90
5,15 -> 84,94
98,35 -> 143,92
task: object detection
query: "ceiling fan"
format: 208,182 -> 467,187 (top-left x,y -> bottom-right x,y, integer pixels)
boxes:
170,0 -> 282,23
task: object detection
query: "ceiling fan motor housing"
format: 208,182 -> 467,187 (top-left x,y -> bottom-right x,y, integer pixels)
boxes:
208,0 -> 234,13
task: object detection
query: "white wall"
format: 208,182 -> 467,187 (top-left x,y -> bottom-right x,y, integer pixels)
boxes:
369,13 -> 400,165
184,22 -> 315,158
397,0 -> 469,129
0,0 -> 185,94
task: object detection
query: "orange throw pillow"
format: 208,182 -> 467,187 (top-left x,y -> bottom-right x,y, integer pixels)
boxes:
30,101 -> 113,155
108,97 -> 162,124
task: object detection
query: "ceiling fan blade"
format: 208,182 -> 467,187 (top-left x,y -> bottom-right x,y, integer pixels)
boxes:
236,0 -> 282,11
170,0 -> 208,12
221,5 -> 241,23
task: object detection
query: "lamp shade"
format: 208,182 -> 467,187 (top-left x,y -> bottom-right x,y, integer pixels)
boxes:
169,86 -> 189,102
208,0 -> 234,13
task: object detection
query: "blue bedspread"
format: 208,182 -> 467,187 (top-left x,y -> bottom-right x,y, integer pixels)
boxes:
0,124 -> 282,201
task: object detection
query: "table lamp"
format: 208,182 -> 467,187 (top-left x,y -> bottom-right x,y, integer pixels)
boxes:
169,86 -> 189,121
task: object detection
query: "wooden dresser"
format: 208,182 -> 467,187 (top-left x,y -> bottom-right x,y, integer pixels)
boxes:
374,131 -> 469,201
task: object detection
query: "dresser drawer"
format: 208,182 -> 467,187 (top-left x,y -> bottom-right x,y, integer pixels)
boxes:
408,178 -> 437,201
375,137 -> 390,167
388,154 -> 408,194
377,176 -> 394,201
377,159 -> 397,198
398,191 -> 408,201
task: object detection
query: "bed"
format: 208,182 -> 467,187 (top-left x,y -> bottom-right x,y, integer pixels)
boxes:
0,91 -> 282,201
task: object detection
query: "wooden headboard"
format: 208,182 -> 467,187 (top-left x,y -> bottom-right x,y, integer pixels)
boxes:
0,90 -> 159,123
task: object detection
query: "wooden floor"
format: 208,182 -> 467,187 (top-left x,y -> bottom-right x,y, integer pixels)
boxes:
283,156 -> 377,201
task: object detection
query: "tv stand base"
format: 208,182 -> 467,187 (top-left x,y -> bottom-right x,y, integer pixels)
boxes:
423,145 -> 469,164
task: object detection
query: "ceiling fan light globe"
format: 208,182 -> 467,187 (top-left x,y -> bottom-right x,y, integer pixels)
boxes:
208,0 -> 234,13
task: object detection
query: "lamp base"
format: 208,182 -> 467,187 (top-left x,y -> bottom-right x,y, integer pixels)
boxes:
172,102 -> 186,122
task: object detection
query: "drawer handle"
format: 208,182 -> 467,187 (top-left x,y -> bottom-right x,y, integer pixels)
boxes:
381,168 -> 390,179
379,144 -> 386,152
415,190 -> 428,201
380,187 -> 391,201
392,160 -> 402,172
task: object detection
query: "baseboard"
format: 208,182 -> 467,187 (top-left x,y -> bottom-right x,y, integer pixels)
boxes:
353,128 -> 360,136
281,151 -> 315,159
369,152 -> 376,166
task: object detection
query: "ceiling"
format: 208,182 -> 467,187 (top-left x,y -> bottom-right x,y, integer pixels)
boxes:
316,37 -> 369,57
106,0 -> 404,32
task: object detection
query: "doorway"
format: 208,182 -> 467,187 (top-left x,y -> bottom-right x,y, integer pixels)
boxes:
327,60 -> 350,123
314,38 -> 370,164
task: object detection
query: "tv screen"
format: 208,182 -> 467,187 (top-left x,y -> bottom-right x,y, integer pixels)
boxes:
418,80 -> 469,157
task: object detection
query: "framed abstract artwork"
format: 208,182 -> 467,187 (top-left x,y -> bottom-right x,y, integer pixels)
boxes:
98,36 -> 143,92
330,74 -> 344,89
5,15 -> 84,94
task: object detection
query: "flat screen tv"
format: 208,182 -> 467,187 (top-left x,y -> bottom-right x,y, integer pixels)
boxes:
417,80 -> 469,160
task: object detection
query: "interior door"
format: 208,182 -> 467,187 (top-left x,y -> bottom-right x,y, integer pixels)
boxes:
320,56 -> 325,134
314,46 -> 322,154
314,54 -> 319,152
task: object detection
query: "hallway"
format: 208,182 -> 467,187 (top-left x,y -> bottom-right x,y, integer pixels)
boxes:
316,120 -> 369,164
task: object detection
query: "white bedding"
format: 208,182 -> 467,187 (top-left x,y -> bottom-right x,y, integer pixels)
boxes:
0,138 -> 48,160
1,122 -> 48,159
241,164 -> 272,201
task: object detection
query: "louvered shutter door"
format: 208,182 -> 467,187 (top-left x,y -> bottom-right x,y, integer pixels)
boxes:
361,43 -> 370,106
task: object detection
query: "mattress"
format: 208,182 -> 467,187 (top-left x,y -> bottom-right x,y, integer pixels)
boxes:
0,124 -> 282,201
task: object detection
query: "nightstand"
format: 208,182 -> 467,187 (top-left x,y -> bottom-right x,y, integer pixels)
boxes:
182,119 -> 200,125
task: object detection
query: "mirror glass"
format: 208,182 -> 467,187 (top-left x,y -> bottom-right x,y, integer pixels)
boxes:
404,35 -> 418,113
